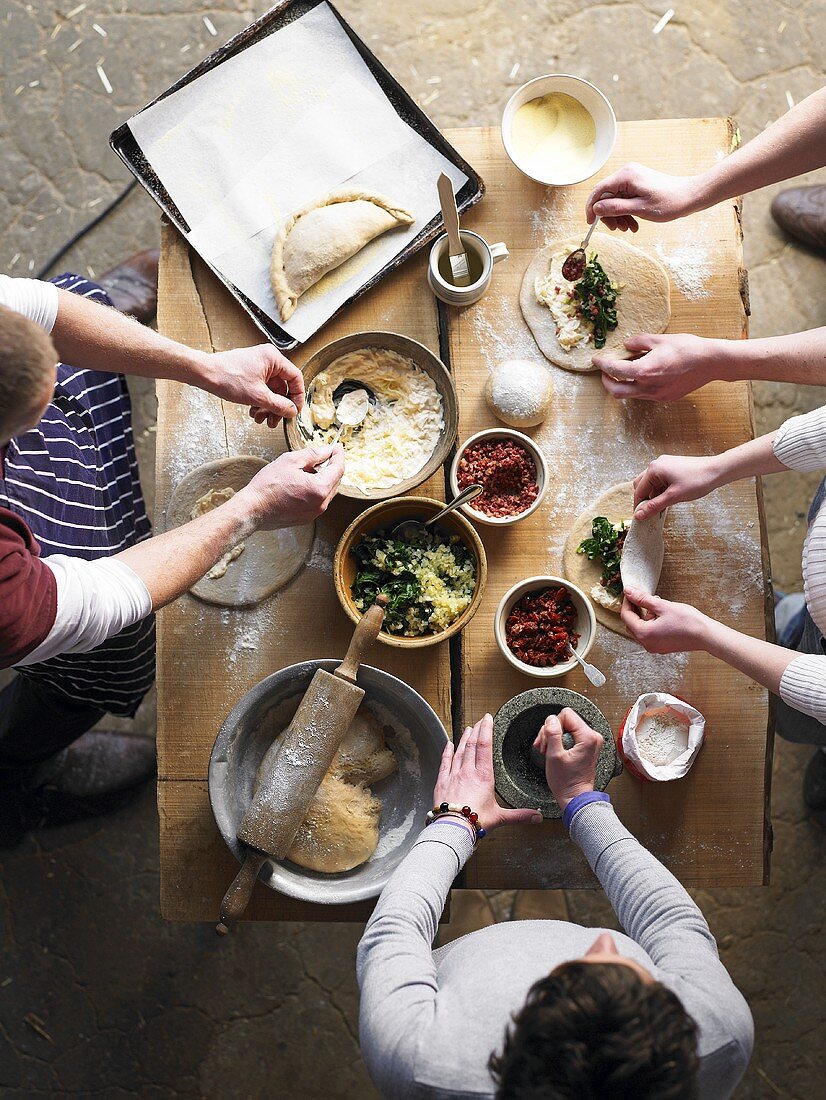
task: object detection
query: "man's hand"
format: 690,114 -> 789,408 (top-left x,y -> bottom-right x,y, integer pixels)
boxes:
632,453 -> 721,520
533,708 -> 603,812
595,333 -> 720,403
433,715 -> 543,832
238,445 -> 344,530
199,345 -> 305,428
621,589 -> 710,653
586,163 -> 697,232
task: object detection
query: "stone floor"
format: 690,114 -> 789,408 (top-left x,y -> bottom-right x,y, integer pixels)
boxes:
1,1 -> 825,1097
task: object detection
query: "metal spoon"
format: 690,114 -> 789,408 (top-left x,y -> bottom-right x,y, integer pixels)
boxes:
566,642 -> 606,688
298,379 -> 378,442
391,483 -> 484,541
314,387 -> 371,470
561,216 -> 601,282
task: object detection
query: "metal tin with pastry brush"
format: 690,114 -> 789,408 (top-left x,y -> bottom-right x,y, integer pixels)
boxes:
493,687 -> 621,819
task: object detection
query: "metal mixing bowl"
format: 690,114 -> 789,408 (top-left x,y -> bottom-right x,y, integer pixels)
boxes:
209,660 -> 448,904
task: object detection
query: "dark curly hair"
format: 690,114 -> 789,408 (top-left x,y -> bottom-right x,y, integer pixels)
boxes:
489,961 -> 699,1100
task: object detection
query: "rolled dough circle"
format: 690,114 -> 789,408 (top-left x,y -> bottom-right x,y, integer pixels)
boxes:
484,360 -> 553,428
165,456 -> 315,608
563,482 -> 635,637
520,233 -> 671,373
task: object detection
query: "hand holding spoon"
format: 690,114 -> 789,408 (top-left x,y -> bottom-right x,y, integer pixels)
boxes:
561,216 -> 601,282
566,642 -> 606,688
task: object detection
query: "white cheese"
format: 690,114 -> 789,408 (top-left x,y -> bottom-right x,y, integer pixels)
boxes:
534,253 -> 590,349
308,348 -> 443,494
590,583 -> 622,613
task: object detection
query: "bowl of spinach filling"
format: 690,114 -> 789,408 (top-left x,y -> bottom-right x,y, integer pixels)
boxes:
335,497 -> 487,648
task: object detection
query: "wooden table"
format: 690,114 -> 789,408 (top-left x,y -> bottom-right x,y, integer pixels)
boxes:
156,120 -> 772,922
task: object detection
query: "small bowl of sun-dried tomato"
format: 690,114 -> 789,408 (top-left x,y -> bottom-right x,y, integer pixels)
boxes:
495,575 -> 597,679
450,428 -> 548,526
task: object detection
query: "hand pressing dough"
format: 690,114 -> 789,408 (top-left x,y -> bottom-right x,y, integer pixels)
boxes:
520,233 -> 671,373
563,482 -> 635,637
165,456 -> 314,608
286,709 -> 398,874
271,190 -> 414,322
485,360 -> 553,428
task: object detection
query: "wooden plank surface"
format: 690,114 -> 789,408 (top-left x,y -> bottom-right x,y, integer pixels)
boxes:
156,120 -> 771,921
155,226 -> 452,920
444,122 -> 771,890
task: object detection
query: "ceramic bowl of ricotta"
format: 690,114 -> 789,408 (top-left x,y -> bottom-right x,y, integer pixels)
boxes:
501,74 -> 616,187
284,331 -> 458,501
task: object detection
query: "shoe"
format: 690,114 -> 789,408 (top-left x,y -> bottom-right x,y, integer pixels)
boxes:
803,748 -> 826,826
0,731 -> 156,848
771,186 -> 826,255
98,248 -> 160,323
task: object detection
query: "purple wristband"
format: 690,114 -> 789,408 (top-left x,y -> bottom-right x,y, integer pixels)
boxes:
562,791 -> 611,831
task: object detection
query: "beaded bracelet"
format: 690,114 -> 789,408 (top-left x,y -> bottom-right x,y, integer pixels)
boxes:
425,802 -> 487,842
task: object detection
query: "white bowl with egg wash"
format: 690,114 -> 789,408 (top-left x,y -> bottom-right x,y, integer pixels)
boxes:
501,74 -> 616,186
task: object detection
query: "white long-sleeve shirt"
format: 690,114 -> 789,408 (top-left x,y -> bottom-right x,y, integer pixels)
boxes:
773,406 -> 826,723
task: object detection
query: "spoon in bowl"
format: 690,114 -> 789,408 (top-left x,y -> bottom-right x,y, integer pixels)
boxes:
314,387 -> 371,470
561,216 -> 601,282
391,483 -> 484,541
566,642 -> 606,688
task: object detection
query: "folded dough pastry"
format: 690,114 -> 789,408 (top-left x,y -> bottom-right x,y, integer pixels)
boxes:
270,190 -> 414,322
620,508 -> 667,597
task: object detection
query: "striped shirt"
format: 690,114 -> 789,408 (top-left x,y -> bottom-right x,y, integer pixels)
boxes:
0,274 -> 155,716
774,406 -> 826,725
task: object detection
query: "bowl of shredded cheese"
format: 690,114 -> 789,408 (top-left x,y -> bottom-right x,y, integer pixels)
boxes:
285,332 -> 458,500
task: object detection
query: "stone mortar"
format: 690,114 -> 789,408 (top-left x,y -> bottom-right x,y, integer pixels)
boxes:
493,687 -> 620,818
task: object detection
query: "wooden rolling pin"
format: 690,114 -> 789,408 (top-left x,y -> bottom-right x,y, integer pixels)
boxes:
216,595 -> 387,934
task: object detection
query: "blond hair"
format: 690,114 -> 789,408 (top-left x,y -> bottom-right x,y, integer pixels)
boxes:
0,304 -> 57,441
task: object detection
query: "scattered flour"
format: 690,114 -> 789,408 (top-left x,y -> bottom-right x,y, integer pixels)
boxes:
654,240 -> 712,300
307,535 -> 334,576
594,630 -> 690,699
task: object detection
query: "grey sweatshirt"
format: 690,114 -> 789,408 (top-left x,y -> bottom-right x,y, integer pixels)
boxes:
357,804 -> 753,1100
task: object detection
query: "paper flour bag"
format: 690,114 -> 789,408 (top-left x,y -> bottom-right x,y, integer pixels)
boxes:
618,693 -> 705,781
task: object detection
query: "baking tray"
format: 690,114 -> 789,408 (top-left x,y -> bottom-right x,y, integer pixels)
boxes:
110,0 -> 484,351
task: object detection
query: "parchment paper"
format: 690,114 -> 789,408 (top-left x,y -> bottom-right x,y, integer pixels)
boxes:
127,2 -> 469,343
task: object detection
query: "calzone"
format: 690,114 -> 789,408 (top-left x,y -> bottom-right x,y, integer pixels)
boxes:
270,190 -> 414,322
620,509 -> 667,597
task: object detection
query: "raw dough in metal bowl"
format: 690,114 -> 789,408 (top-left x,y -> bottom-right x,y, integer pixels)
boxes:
165,456 -> 315,608
520,232 -> 671,373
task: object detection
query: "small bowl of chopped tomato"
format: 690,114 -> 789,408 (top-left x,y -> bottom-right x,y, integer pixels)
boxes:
494,575 -> 597,679
450,428 -> 548,527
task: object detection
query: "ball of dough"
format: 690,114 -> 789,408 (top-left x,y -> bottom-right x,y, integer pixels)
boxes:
485,360 -> 553,427
284,708 -> 398,874
287,774 -> 382,874
331,712 -> 397,787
